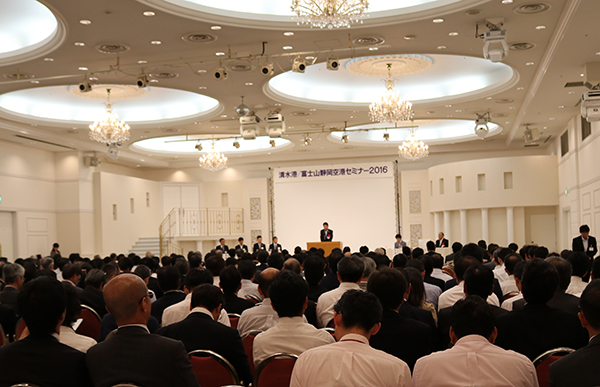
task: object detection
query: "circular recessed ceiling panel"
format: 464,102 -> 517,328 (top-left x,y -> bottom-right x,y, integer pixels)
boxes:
0,0 -> 65,66
131,135 -> 293,156
265,54 -> 517,109
329,119 -> 502,145
137,0 -> 488,29
0,85 -> 221,127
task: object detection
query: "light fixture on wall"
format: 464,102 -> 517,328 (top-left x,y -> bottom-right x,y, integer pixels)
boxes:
291,0 -> 369,29
474,112 -> 490,138
398,127 -> 428,161
89,88 -> 130,145
369,63 -> 414,124
199,140 -> 228,172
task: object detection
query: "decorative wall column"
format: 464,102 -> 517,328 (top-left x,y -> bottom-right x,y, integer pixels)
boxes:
507,207 -> 515,244
434,212 -> 441,240
460,209 -> 468,244
443,210 -> 451,243
481,208 -> 489,243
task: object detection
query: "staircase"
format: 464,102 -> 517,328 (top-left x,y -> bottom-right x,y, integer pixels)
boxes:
129,237 -> 161,257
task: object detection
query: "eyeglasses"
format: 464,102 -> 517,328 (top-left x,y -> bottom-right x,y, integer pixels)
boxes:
138,294 -> 150,304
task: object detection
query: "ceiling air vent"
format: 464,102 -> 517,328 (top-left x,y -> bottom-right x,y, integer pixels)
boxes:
95,44 -> 130,54
514,2 -> 551,14
509,42 -> 536,51
353,36 -> 385,46
182,33 -> 217,43
150,72 -> 179,79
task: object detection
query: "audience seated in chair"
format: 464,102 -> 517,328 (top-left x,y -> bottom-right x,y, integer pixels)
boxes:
497,253 -> 523,296
157,283 -> 253,386
219,266 -> 255,315
237,268 -> 284,336
253,271 -> 334,367
86,273 -> 199,387
413,296 -> 538,387
290,290 -> 411,387
59,282 -> 97,352
0,263 -> 24,310
79,269 -> 107,318
565,251 -> 591,297
303,255 -> 328,302
150,266 -> 186,324
237,259 -> 262,302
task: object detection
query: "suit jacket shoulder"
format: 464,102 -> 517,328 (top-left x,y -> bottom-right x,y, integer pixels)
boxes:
549,335 -> 600,387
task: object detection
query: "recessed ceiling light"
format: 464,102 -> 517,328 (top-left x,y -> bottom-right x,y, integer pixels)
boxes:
197,69 -> 207,73
433,18 -> 444,23
446,115 -> 453,117
445,104 -> 452,107
43,58 -> 53,62
220,114 -> 227,118
502,0 -> 513,3
143,11 -> 155,16
210,25 -> 222,30
448,32 -> 458,36
567,91 -> 575,94
350,116 -> 355,118
509,106 -> 516,109
283,32 -> 294,36
79,19 -> 92,25
505,121 -> 510,124
486,96 -> 493,100
596,52 -> 600,56
455,109 -> 462,112
138,60 -> 147,64
215,52 -> 226,56
369,47 -> 379,51
581,73 -> 585,77
245,82 -> 253,86
535,25 -> 546,30
526,62 -> 535,65
437,45 -> 447,50
30,80 -> 39,84
151,40 -> 162,45
517,87 -> 524,90
283,46 -> 293,50
305,56 -> 315,60
274,103 -> 282,106
558,106 -> 565,108
543,126 -> 547,129
78,67 -> 88,71
74,42 -> 85,46
404,35 -> 416,40
150,79 -> 159,83
309,108 -> 317,111
549,117 -> 555,120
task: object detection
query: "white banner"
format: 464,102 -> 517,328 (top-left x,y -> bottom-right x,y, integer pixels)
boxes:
273,161 -> 394,183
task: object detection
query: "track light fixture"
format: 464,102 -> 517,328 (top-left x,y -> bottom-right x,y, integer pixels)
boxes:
327,56 -> 340,71
79,81 -> 92,93
270,139 -> 276,147
214,66 -> 228,80
474,112 -> 491,138
292,57 -> 307,73
341,134 -> 349,143
195,142 -> 203,151
136,74 -> 149,88
302,135 -> 312,146
383,133 -> 390,141
480,20 -> 508,63
260,61 -> 274,76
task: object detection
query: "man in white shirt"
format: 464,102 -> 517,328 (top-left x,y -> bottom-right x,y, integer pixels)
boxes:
438,256 -> 499,310
413,296 -> 538,387
492,247 -> 512,283
290,290 -> 412,387
237,268 -> 281,336
253,271 -> 334,367
566,251 -> 591,297
501,260 -> 526,311
497,253 -> 523,296
162,268 -> 230,327
60,282 -> 97,353
237,259 -> 262,301
430,253 -> 453,283
316,255 -> 364,327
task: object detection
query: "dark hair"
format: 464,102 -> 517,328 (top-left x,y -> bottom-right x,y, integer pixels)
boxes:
303,255 -> 325,285
534,246 -> 549,259
426,241 -> 435,251
508,243 -> 518,252
337,255 -> 365,283
359,246 -> 369,255
372,254 -> 391,269
463,264 -> 493,299
451,295 -> 495,339
521,259 -> 559,305
580,279 -> 600,330
267,253 -> 285,270
412,247 -> 424,259
174,258 -> 189,275
205,255 -> 225,277
406,259 -> 425,273
580,224 -> 590,233
496,247 -> 513,264
452,242 -> 463,254
568,251 -> 591,278
513,260 -> 526,281
256,250 -> 269,264
157,266 -> 181,292
395,234 -> 401,239
18,277 -> 66,337
322,222 -> 328,226
392,254 -> 408,269
62,281 -> 82,326
118,257 -> 134,272
256,235 -> 262,239
188,253 -> 203,269
504,253 -> 523,275
593,257 -> 600,281
367,268 -> 407,310
334,290 -> 382,332
191,284 -> 224,312
420,255 -> 434,276
430,253 -> 444,269
84,269 -> 106,288
134,265 -> 151,280
219,266 -> 242,294
405,267 -> 425,307
460,243 -> 484,262
237,259 -> 257,280
454,256 -> 479,281
546,257 -> 573,290
53,243 -> 59,248
186,268 -> 214,290
269,271 -> 308,318
477,240 -> 487,251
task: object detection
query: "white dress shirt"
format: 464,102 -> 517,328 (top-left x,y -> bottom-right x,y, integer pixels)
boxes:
438,282 -> 499,310
501,292 -> 524,311
316,282 -> 361,328
290,333 -> 412,387
252,316 -> 335,367
431,268 -> 452,283
413,335 -> 538,387
59,325 -> 97,353
493,264 -> 510,283
236,298 -> 309,337
161,293 -> 230,327
237,279 -> 262,301
424,282 -> 442,310
498,274 -> 519,296
566,276 -> 588,298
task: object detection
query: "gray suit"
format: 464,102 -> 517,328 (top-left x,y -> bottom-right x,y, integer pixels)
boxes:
549,335 -> 600,387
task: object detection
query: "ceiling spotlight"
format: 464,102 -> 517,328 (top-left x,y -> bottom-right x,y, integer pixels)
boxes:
78,81 -> 92,93
195,142 -> 203,151
107,144 -> 120,160
292,57 -> 307,73
233,141 -> 240,149
214,66 -> 228,80
136,74 -> 149,88
383,133 -> 390,141
327,56 -> 340,71
302,135 -> 312,146
260,61 -> 274,76
270,140 -> 276,147
482,25 -> 508,62
341,134 -> 349,143
474,112 -> 490,138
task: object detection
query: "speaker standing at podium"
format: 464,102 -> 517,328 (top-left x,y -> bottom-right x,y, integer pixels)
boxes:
320,222 -> 333,242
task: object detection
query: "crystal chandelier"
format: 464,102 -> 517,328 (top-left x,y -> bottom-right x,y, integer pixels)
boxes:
89,89 -> 130,145
369,63 -> 414,124
291,0 -> 369,29
199,141 -> 228,172
398,128 -> 428,161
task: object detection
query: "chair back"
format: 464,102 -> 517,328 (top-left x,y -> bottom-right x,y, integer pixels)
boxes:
533,347 -> 576,387
76,305 -> 102,340
15,318 -> 26,341
228,313 -> 241,330
188,349 -> 241,387
245,294 -> 262,304
112,384 -> 141,387
503,292 -> 520,302
254,353 -> 298,387
320,327 -> 336,341
241,330 -> 262,376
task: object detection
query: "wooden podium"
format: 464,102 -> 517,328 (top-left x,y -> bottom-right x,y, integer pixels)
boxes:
307,241 -> 342,256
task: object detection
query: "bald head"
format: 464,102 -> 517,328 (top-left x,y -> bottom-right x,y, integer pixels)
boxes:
104,274 -> 150,325
257,268 -> 280,298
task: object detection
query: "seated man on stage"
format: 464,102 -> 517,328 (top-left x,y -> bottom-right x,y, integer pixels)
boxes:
320,222 -> 333,242
253,235 -> 266,253
269,236 -> 282,253
215,238 -> 229,254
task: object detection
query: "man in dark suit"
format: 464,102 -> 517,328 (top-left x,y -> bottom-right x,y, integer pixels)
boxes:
549,279 -> 600,387
368,268 -> 432,371
219,266 -> 254,315
151,266 -> 186,324
253,235 -> 266,253
0,263 -> 24,310
216,238 -> 229,254
87,274 -> 199,387
0,277 -> 91,387
545,257 -> 581,315
269,236 -> 282,253
320,222 -> 333,242
435,232 -> 449,248
62,263 -> 83,296
234,237 -> 249,253
573,224 -> 597,258
157,284 -> 252,386
79,269 -> 107,318
495,259 -> 587,360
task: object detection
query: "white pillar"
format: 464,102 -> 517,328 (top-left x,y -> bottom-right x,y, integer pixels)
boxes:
507,207 -> 515,244
481,208 -> 489,243
443,211 -> 451,243
460,209 -> 468,244
434,212 -> 441,240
